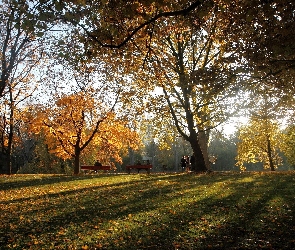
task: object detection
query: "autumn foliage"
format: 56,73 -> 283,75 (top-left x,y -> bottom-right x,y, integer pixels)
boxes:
1,0 -> 295,173
236,117 -> 283,171
24,90 -> 140,174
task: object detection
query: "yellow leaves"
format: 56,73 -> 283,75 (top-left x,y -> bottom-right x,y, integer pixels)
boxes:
281,125 -> 295,166
236,117 -> 283,170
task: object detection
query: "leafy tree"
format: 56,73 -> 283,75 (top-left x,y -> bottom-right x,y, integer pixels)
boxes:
236,116 -> 283,171
0,43 -> 41,174
28,90 -> 106,175
281,125 -> 295,169
0,0 -> 54,97
27,89 -> 139,174
54,1 -> 207,49
0,78 -> 37,174
128,6 -> 240,172
232,0 -> 295,89
0,0 -> 58,173
3,1 -> 294,95
62,0 -> 294,76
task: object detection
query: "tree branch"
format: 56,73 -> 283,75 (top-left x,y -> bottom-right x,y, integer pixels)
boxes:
81,1 -> 203,49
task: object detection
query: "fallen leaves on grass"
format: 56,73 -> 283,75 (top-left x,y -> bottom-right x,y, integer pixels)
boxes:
0,172 -> 295,249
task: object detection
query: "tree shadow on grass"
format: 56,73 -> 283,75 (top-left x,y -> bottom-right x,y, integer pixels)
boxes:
0,173 -> 216,248
1,172 -> 294,249
167,173 -> 295,249
0,174 -> 117,191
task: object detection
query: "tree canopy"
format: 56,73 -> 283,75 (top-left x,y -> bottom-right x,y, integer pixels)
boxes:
1,0 -> 295,173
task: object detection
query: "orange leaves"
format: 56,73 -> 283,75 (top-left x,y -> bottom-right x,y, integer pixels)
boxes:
23,88 -> 140,170
82,114 -> 141,165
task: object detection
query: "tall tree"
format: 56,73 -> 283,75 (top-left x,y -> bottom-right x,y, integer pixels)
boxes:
236,117 -> 283,171
0,66 -> 39,174
236,89 -> 285,172
0,0 -> 54,97
0,0 -> 48,173
129,8 -> 239,172
281,125 -> 295,169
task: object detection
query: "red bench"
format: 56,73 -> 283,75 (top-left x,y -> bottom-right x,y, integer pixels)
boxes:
80,165 -> 111,173
126,164 -> 152,174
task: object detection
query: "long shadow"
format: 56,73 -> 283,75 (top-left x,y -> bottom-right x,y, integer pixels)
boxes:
1,173 -> 214,249
2,172 -> 294,249
0,174 -> 115,191
164,173 -> 295,249
0,172 -> 187,191
85,172 -> 295,249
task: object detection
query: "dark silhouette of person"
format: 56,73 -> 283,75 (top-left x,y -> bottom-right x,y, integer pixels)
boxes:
94,160 -> 102,166
181,156 -> 187,172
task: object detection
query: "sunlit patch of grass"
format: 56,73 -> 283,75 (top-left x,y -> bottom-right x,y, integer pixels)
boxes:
1,172 -> 295,249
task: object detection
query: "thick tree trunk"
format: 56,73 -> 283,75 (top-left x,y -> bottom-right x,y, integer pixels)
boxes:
198,130 -> 210,169
188,131 -> 207,172
190,140 -> 207,172
74,155 -> 80,175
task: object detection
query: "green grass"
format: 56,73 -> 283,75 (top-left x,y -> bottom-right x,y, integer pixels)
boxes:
1,172 -> 295,249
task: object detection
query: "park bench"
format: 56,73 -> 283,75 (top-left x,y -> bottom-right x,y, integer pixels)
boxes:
126,162 -> 152,174
80,165 -> 111,173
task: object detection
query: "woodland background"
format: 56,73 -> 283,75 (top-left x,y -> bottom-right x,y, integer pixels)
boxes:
1,0 -> 295,175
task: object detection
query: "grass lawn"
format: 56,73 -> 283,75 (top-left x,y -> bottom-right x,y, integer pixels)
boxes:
0,171 -> 295,249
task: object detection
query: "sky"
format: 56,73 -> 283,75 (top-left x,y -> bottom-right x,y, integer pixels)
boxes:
218,116 -> 249,137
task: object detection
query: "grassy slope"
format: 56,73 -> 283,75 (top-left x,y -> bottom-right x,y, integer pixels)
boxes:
0,172 -> 294,249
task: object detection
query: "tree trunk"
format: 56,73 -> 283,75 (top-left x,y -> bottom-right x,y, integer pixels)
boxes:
190,140 -> 207,172
5,86 -> 14,175
198,130 -> 210,169
74,146 -> 81,175
267,135 -> 275,171
188,132 -> 207,172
